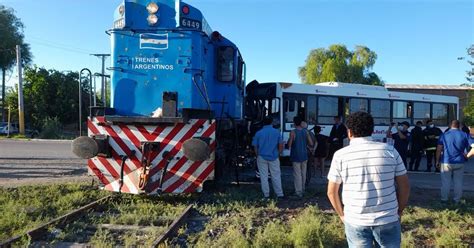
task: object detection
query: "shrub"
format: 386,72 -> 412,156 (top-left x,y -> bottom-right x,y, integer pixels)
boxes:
254,220 -> 291,248
39,116 -> 62,139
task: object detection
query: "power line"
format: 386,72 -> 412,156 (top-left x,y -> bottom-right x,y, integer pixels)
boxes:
26,39 -> 94,55
27,36 -> 99,54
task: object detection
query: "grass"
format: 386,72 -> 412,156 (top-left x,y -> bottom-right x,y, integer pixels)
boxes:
0,183 -> 109,242
183,185 -> 474,248
1,182 -> 473,247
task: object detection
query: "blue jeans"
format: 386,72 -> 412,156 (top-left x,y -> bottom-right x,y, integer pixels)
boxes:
344,220 -> 401,248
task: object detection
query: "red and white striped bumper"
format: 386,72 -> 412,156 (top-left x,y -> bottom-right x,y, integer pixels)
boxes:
87,117 -> 216,194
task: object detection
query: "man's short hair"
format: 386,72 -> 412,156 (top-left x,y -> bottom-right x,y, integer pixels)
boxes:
263,116 -> 273,125
416,121 -> 423,125
314,125 -> 322,133
426,119 -> 433,125
451,120 -> 460,128
346,112 -> 374,138
293,116 -> 303,126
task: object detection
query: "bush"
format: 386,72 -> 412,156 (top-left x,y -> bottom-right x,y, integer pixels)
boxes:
39,116 -> 62,139
289,206 -> 344,248
254,220 -> 291,248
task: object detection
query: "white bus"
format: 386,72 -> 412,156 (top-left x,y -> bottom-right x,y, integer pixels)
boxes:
245,82 -> 459,156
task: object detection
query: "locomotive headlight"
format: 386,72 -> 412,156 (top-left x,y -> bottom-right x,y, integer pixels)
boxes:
119,5 -> 125,16
147,2 -> 159,14
147,14 -> 159,25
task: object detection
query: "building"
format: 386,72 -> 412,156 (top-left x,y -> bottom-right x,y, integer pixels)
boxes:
385,84 -> 473,121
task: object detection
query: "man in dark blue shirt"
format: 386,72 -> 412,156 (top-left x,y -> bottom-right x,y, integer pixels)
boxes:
389,121 -> 411,168
252,116 -> 284,199
436,120 -> 470,204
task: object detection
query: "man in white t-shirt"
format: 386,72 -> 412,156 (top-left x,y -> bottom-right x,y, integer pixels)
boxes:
327,111 -> 410,247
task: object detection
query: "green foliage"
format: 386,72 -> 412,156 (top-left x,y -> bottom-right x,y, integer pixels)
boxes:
299,44 -> 383,85
289,206 -> 344,248
254,221 -> 292,248
463,91 -> 474,126
6,67 -> 92,130
39,116 -> 62,139
0,183 -> 109,243
0,4 -> 32,121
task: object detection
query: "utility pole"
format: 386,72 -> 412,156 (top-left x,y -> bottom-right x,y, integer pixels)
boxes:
16,45 -> 25,135
91,54 -> 110,106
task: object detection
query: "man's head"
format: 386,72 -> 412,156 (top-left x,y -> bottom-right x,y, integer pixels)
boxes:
263,116 -> 273,126
399,121 -> 410,131
426,120 -> 434,128
314,125 -> 322,134
334,116 -> 341,124
416,121 -> 423,127
451,120 -> 460,129
293,116 -> 303,127
346,112 -> 374,139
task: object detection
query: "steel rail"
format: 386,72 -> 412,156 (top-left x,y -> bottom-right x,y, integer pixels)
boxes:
151,204 -> 194,247
0,195 -> 114,248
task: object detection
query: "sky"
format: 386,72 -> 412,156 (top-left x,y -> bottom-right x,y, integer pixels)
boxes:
1,0 -> 473,88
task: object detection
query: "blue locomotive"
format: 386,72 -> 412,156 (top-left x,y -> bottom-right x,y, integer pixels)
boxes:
73,0 -> 247,194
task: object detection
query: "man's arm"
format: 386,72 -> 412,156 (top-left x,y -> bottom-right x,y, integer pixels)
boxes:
306,131 -> 314,147
278,142 -> 284,153
467,148 -> 474,159
395,174 -> 410,216
435,144 -> 443,166
287,131 -> 294,149
327,181 -> 344,222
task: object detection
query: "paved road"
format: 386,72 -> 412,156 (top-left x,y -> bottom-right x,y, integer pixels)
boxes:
0,139 -> 473,191
0,139 -> 89,187
0,139 -> 76,159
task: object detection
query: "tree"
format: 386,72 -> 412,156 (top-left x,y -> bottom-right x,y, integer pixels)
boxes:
298,44 -> 383,86
462,44 -> 474,126
0,5 -> 32,121
6,67 -> 92,130
464,44 -> 474,83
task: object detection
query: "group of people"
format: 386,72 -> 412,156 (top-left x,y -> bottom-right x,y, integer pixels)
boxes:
252,112 -> 473,247
252,116 -> 345,199
387,119 -> 471,172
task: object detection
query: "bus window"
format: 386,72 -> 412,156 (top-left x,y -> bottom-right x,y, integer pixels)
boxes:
285,99 -> 297,123
318,96 -> 338,124
271,98 -> 280,115
414,102 -> 431,124
448,104 -> 457,122
217,46 -> 234,82
285,99 -> 306,123
432,103 -> 448,126
393,101 -> 412,124
307,96 -> 317,125
370,99 -> 390,125
349,98 -> 368,113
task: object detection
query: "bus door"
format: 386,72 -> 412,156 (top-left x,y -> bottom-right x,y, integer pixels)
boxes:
283,94 -> 307,131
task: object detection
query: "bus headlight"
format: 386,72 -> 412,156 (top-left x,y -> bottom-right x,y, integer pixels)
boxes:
147,14 -> 158,25
147,2 -> 159,14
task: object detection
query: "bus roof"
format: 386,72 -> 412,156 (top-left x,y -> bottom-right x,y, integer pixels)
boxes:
270,82 -> 459,104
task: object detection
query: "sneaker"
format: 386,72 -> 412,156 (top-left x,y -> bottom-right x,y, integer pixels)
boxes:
277,195 -> 286,200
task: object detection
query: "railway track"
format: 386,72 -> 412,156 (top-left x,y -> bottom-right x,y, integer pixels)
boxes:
0,194 -> 194,247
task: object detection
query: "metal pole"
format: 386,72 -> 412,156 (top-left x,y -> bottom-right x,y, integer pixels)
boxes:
93,75 -> 97,106
101,56 -> 106,106
16,45 -> 25,135
91,54 -> 110,107
78,74 -> 82,136
7,105 -> 11,137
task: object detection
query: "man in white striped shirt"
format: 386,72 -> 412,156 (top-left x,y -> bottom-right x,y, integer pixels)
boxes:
327,111 -> 410,248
